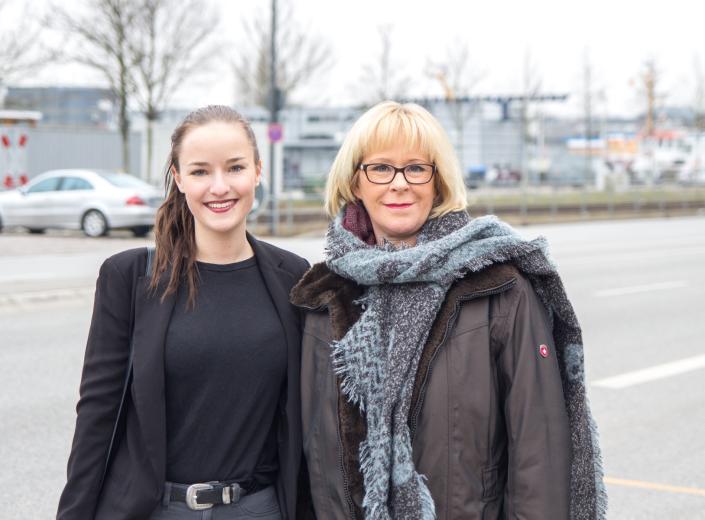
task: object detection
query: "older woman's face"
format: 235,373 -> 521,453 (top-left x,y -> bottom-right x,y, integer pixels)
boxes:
353,144 -> 435,246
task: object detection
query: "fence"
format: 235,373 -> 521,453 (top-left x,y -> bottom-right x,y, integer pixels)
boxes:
249,184 -> 705,236
0,126 -> 142,186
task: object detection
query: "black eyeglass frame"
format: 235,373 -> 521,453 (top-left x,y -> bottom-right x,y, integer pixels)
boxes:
357,163 -> 437,185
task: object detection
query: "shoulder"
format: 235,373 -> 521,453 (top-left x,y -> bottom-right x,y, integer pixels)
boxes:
290,262 -> 357,310
100,246 -> 151,284
485,267 -> 554,352
489,267 -> 541,313
452,263 -> 544,321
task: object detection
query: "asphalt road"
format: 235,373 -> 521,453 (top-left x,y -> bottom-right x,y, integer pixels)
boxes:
1,217 -> 704,519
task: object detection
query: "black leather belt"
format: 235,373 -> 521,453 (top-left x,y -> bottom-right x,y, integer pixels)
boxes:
169,480 -> 265,511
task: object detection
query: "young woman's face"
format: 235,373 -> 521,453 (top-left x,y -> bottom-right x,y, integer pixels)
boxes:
173,121 -> 261,240
353,143 -> 436,245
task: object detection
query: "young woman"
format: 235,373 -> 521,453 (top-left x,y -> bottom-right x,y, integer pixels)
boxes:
291,101 -> 606,519
57,106 -> 311,520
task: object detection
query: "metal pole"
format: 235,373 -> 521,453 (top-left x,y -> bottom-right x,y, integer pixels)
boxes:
582,50 -> 591,217
519,96 -> 528,224
269,0 -> 279,235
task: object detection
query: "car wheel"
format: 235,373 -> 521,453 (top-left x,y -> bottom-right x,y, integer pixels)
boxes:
131,225 -> 152,237
82,210 -> 108,237
28,228 -> 45,234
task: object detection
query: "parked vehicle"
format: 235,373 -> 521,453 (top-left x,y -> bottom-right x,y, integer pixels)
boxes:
0,169 -> 163,237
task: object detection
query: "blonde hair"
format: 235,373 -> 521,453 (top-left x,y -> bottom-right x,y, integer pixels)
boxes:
325,101 -> 468,218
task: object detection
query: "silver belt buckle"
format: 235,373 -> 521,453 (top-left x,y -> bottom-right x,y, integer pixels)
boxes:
185,483 -> 214,510
223,483 -> 243,505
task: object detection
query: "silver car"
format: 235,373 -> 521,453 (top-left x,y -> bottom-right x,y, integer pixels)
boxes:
0,169 -> 163,237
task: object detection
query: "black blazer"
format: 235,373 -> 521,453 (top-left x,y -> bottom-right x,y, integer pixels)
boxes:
57,235 -> 310,520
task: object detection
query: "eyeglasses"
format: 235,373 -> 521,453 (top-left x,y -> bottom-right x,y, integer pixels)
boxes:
358,163 -> 436,185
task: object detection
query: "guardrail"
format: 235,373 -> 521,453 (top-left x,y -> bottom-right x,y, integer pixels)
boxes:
249,185 -> 705,235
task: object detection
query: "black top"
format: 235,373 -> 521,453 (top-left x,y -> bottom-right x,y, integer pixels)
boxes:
164,256 -> 287,484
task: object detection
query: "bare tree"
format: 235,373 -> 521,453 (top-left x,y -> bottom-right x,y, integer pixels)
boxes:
580,48 -> 603,194
360,24 -> 409,104
519,48 -> 542,183
130,0 -> 219,181
520,48 -> 542,147
0,0 -> 56,93
50,0 -> 142,172
426,42 -> 485,170
516,48 -> 543,220
232,0 -> 332,108
429,44 -> 485,100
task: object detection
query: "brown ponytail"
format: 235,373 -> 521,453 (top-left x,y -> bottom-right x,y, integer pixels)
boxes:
149,105 -> 260,307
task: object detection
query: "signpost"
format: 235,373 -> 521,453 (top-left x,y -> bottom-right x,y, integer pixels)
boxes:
268,0 -> 281,235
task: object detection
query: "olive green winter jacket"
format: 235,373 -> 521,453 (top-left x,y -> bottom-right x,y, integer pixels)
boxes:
291,262 -> 571,520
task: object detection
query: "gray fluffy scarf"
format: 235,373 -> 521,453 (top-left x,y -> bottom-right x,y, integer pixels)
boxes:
325,207 -> 607,520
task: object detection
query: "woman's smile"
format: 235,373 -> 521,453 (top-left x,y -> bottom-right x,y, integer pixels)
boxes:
204,199 -> 238,212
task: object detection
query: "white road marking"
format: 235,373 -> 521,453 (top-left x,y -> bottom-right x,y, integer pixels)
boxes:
592,354 -> 705,389
594,280 -> 687,298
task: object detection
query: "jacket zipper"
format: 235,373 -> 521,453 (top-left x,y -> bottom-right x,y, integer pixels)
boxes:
300,300 -> 357,517
336,399 -> 358,519
299,302 -> 356,516
409,279 -> 516,441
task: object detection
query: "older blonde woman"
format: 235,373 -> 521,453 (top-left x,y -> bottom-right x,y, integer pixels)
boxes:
291,101 -> 605,520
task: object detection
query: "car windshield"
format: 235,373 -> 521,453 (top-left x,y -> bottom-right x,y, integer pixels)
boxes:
98,172 -> 153,189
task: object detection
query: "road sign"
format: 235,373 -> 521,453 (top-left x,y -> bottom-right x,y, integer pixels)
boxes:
268,122 -> 283,143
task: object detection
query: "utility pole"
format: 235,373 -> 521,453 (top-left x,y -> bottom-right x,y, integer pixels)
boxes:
583,49 -> 592,214
643,59 -> 656,137
641,59 -> 658,185
269,0 -> 279,235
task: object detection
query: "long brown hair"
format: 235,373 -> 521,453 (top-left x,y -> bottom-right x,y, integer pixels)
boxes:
149,105 -> 261,307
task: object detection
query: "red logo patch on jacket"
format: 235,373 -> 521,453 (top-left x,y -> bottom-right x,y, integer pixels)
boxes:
538,344 -> 549,358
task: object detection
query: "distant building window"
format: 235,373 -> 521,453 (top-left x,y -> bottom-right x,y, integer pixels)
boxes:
306,114 -> 342,123
301,134 -> 333,140
61,177 -> 94,191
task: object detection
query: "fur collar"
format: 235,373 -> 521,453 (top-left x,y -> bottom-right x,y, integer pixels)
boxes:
291,262 -> 519,517
290,261 -> 518,314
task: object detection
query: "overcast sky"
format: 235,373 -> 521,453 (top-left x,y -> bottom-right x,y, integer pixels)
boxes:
17,0 -> 705,118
